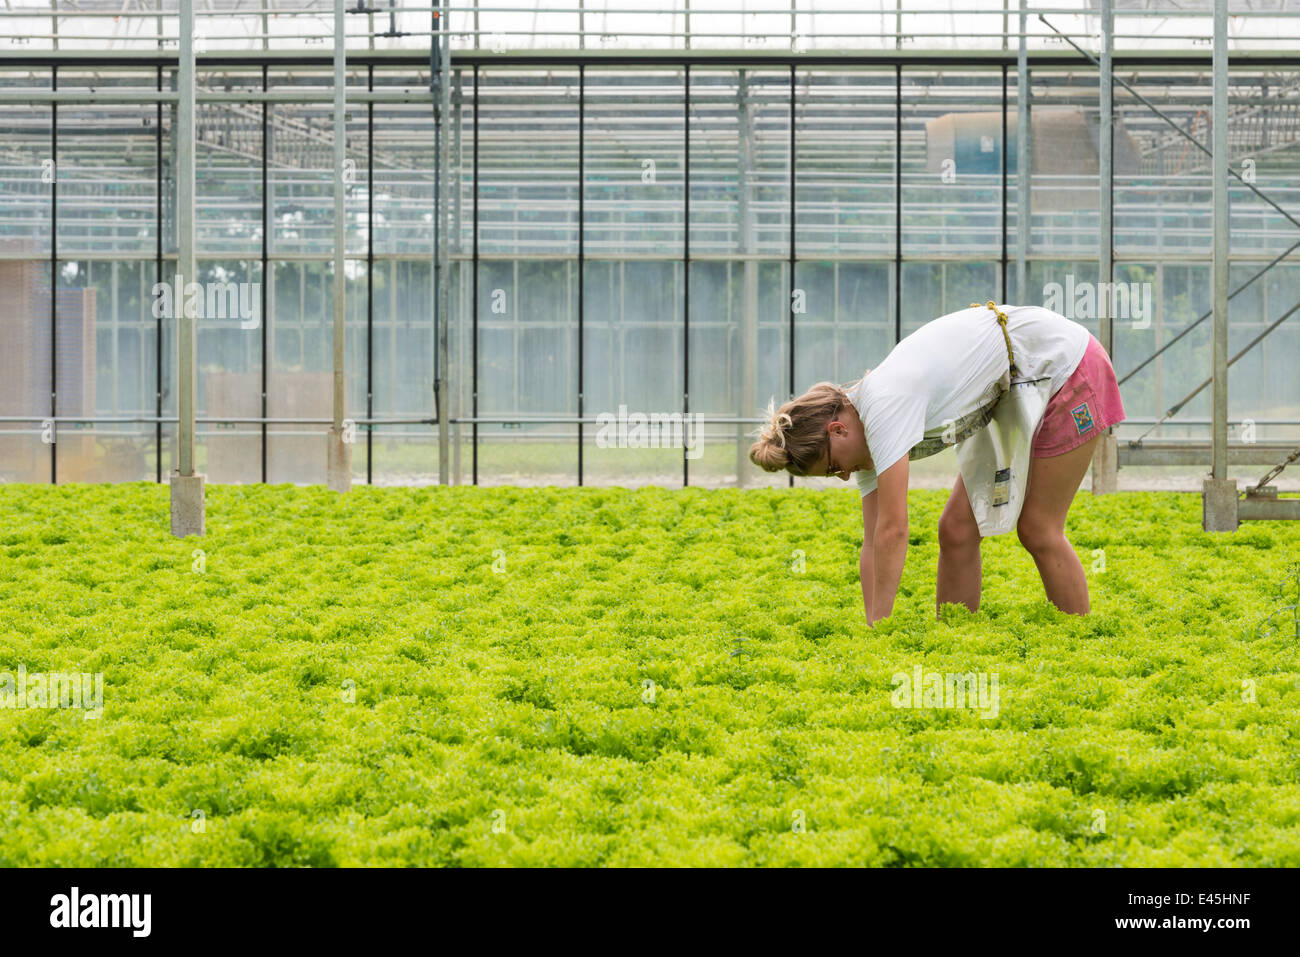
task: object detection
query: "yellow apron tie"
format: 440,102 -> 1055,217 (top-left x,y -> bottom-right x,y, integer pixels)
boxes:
971,300 -> 1020,377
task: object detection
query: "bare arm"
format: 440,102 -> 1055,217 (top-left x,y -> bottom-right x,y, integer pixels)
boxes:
869,456 -> 910,625
859,490 -> 878,622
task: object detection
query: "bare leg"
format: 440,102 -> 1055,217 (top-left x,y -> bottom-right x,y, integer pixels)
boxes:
937,473 -> 982,614
1016,436 -> 1100,615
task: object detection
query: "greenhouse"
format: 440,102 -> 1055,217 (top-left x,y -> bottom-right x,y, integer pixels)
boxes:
1,0 -> 1299,887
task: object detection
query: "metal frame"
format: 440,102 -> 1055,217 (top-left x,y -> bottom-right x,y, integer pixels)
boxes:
4,2 -> 1300,53
7,40 -> 1299,497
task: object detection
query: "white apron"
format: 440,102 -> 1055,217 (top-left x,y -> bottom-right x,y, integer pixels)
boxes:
955,373 -> 1054,537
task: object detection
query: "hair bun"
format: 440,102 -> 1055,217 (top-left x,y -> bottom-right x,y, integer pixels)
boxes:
748,397 -> 794,472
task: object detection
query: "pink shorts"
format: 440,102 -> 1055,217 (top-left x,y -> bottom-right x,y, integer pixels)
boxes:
1031,334 -> 1126,457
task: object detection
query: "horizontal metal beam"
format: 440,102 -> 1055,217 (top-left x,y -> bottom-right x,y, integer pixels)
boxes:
1119,443 -> 1300,467
1239,497 -> 1300,521
0,90 -> 435,104
6,49 -> 1300,69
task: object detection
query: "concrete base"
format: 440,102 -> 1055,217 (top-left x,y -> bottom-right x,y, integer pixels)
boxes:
170,470 -> 206,538
1202,477 -> 1239,532
1090,432 -> 1119,495
327,426 -> 352,493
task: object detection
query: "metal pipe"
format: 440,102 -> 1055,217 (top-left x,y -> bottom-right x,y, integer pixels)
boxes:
1000,62 -> 1007,300
683,61 -> 690,486
1016,0 -> 1029,301
49,64 -> 57,483
1212,0 -> 1229,482
367,63 -> 375,484
5,4 -> 1300,17
177,0 -> 195,478
4,414 -> 1300,429
260,63 -> 269,483
788,63 -> 796,490
894,62 -> 901,344
155,63 -> 163,483
0,91 -> 436,104
577,61 -> 585,485
436,0 -> 452,483
332,0 -> 346,435
1099,0 -> 1113,355
472,64 -> 480,485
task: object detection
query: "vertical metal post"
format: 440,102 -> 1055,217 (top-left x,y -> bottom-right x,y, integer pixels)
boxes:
155,65 -> 163,484
178,15 -> 194,477
737,70 -> 757,488
453,68 -> 465,486
1212,0 -> 1229,484
170,0 -> 205,535
1203,0 -> 1237,530
1016,0 -> 1030,302
1001,63 -> 1008,302
327,0 -> 352,492
436,2 -> 452,484
1099,0 -> 1113,355
366,64 -> 374,484
1091,0 -> 1119,494
472,65 -> 479,484
788,64 -> 796,489
683,63 -> 691,486
894,64 -> 902,346
439,2 -> 452,484
50,66 -> 57,484
261,64 -> 269,484
577,64 -> 586,485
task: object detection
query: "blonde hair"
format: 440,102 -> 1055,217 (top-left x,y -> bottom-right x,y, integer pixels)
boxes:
749,372 -> 868,477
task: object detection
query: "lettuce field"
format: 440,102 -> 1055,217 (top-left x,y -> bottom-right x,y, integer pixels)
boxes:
1,482 -> 1298,866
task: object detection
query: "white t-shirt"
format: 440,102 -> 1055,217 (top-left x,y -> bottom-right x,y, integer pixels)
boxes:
847,304 -> 1091,497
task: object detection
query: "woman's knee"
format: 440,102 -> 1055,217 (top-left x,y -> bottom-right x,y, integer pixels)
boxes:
939,509 -> 981,553
1016,513 -> 1064,556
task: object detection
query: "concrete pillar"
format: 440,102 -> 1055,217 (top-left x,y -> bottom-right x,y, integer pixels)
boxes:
170,470 -> 206,537
327,426 -> 351,492
1091,433 -> 1118,494
1203,477 -> 1239,532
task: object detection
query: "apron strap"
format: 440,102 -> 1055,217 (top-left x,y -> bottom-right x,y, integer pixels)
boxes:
971,300 -> 1020,378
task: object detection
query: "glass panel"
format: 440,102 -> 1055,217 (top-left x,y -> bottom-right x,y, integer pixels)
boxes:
689,68 -> 791,258
902,69 -> 1004,258
796,68 -> 896,258
265,259 -> 367,485
582,260 -> 684,486
477,69 -> 580,257
55,80 -> 159,258
56,260 -> 158,483
1027,69 -> 1103,258
0,260 -> 53,482
0,71 -> 52,256
473,68 -> 579,485
582,68 -> 685,486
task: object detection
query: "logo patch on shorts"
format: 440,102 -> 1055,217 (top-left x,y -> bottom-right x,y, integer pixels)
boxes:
1071,402 -> 1095,434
